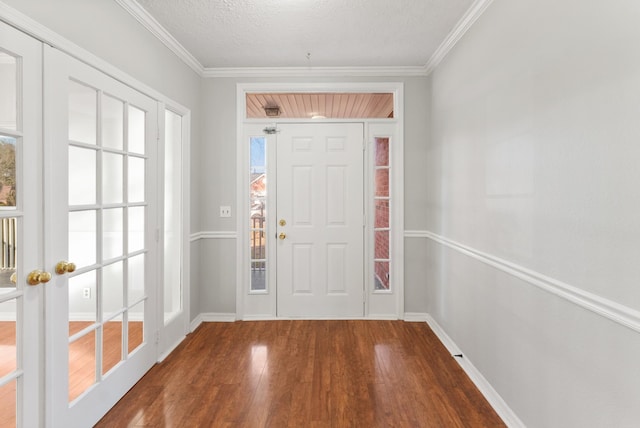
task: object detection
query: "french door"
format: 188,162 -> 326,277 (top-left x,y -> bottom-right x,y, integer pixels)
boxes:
0,20 -> 43,428
44,46 -> 158,427
276,123 -> 364,317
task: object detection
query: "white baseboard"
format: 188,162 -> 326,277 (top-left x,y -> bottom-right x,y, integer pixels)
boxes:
403,312 -> 429,322
157,335 -> 186,363
425,314 -> 525,428
190,312 -> 237,331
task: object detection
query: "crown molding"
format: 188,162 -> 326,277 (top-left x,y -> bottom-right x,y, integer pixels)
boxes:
114,0 -> 204,76
115,0 -> 493,79
202,65 -> 428,78
424,0 -> 495,75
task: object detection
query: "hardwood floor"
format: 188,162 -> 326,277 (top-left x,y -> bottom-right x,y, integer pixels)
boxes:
97,321 -> 505,427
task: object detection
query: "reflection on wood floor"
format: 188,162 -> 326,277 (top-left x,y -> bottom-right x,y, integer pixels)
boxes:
0,321 -> 142,427
97,321 -> 505,427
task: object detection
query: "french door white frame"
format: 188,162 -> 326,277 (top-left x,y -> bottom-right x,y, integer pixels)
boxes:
0,4 -> 192,424
236,82 -> 405,320
0,3 -> 192,357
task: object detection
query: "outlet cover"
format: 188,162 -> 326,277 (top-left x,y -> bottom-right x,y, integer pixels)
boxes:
220,206 -> 231,217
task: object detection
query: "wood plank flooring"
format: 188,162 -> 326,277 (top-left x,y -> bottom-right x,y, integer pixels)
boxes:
97,321 -> 505,427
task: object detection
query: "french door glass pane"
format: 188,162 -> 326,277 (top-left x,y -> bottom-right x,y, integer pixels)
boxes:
128,157 -> 145,203
0,380 -> 16,427
128,302 -> 144,355
128,106 -> 145,155
0,217 -> 17,287
68,330 -> 96,402
69,146 -> 96,205
102,319 -> 122,375
68,81 -> 97,145
128,254 -> 145,304
0,136 -> 16,208
69,210 -> 97,269
68,271 -> 97,332
0,53 -> 17,130
101,95 -> 124,151
128,207 -> 144,253
102,208 -> 123,261
0,300 -> 17,378
102,152 -> 123,204
102,261 -> 124,318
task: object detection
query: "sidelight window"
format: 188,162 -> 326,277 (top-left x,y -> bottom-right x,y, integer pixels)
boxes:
250,137 -> 267,292
374,137 -> 391,290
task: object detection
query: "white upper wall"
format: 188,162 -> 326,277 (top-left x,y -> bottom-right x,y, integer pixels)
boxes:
427,0 -> 640,425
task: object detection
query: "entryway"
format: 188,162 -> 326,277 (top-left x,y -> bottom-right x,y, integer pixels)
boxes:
238,83 -> 405,320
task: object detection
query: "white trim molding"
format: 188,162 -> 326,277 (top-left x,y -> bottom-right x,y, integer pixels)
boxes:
426,314 -> 525,428
203,66 -> 427,78
113,0 -> 494,79
114,0 -> 204,76
421,230 -> 640,335
189,312 -> 237,332
424,0 -> 495,75
190,231 -> 238,242
403,312 -> 429,322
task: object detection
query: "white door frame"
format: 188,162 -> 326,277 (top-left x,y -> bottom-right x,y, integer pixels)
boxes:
0,1 -> 192,359
236,82 -> 404,320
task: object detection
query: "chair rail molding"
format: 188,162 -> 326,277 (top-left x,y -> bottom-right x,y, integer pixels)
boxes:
416,230 -> 640,335
190,231 -> 237,242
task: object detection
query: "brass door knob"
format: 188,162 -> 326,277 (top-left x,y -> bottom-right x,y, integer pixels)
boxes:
27,270 -> 52,286
9,272 -> 16,285
279,219 -> 287,226
55,261 -> 77,275
278,232 -> 287,240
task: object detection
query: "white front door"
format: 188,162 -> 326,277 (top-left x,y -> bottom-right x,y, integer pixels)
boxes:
276,123 -> 364,318
44,46 -> 158,427
0,20 -> 43,428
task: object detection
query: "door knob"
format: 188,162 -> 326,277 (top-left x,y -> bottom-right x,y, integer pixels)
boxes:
279,219 -> 286,226
279,232 -> 287,240
55,261 -> 77,275
9,272 -> 16,285
27,270 -> 52,286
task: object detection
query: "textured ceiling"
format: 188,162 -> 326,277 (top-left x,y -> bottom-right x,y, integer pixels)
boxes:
135,0 -> 475,68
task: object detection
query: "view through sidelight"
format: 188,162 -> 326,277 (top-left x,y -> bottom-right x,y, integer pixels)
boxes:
250,137 -> 267,292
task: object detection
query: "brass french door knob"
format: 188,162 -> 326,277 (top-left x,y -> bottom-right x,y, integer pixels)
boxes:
27,270 -> 52,286
279,232 -> 287,240
55,261 -> 77,275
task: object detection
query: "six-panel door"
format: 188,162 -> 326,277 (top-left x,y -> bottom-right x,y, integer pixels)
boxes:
276,123 -> 364,318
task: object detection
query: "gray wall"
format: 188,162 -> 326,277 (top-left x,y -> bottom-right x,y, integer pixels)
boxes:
4,0 -> 203,321
426,0 -> 640,426
199,75 -> 430,314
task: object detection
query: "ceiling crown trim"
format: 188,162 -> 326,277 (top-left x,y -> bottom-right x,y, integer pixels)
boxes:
424,0 -> 495,75
202,66 -> 428,78
117,0 -> 494,78
115,0 -> 205,76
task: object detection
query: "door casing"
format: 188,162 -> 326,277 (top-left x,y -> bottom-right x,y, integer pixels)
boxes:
236,82 -> 405,320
